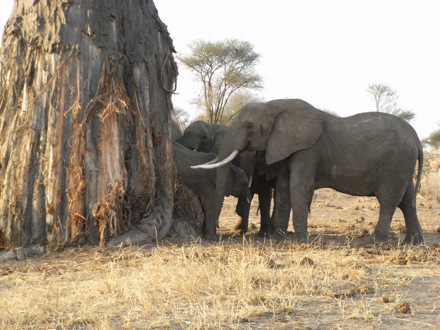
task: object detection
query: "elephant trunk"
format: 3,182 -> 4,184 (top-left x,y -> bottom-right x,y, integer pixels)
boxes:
209,128 -> 248,238
208,164 -> 229,238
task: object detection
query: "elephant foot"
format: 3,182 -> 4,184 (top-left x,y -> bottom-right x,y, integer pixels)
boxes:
365,234 -> 392,247
258,226 -> 275,238
257,230 -> 271,238
233,221 -> 244,231
233,220 -> 248,235
268,229 -> 290,242
402,233 -> 424,245
292,232 -> 308,244
372,230 -> 390,245
203,233 -> 218,241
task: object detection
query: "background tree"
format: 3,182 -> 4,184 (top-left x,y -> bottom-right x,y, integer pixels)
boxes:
367,83 -> 415,122
221,90 -> 262,125
423,125 -> 440,149
193,90 -> 262,125
179,39 -> 262,124
0,0 -> 178,248
172,106 -> 191,129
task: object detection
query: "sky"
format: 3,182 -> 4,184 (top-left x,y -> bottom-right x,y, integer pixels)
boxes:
1,0 -> 439,139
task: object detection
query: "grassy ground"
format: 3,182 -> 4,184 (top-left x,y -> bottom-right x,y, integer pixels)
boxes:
1,154 -> 439,329
1,240 -> 439,329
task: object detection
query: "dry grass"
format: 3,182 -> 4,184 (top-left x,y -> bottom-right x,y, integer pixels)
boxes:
420,171 -> 440,202
1,152 -> 440,329
1,236 -> 439,329
420,150 -> 440,201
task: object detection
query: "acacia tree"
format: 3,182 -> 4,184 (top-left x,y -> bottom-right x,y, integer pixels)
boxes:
367,83 -> 415,122
424,126 -> 440,149
179,39 -> 262,124
0,0 -> 179,248
220,90 -> 262,125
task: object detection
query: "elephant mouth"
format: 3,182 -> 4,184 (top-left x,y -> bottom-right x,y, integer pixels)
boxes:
245,141 -> 254,150
245,140 -> 267,151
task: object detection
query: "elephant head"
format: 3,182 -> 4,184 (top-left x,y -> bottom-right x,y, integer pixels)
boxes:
200,161 -> 251,239
222,99 -> 324,164
175,120 -> 228,153
173,142 -> 251,239
193,99 -> 326,238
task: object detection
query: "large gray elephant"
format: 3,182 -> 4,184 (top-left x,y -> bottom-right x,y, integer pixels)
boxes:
177,120 -> 276,236
194,99 -> 424,244
173,142 -> 251,237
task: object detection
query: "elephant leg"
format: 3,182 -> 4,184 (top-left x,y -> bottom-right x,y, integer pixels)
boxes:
373,201 -> 397,243
289,181 -> 314,243
200,194 -> 217,240
374,178 -> 414,244
234,196 -> 251,234
257,179 -> 274,237
273,164 -> 291,236
398,183 -> 424,244
288,156 -> 316,242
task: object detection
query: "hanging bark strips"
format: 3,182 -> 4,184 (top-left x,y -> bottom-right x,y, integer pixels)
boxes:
0,0 -> 178,248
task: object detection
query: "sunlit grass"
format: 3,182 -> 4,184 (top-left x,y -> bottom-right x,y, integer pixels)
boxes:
1,238 -> 438,329
1,152 -> 439,329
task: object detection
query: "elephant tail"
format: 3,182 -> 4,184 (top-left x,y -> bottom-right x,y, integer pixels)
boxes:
415,145 -> 423,196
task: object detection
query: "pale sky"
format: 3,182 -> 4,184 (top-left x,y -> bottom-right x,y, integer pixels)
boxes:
1,0 -> 439,139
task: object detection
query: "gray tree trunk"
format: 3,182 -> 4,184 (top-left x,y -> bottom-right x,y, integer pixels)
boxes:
0,0 -> 178,248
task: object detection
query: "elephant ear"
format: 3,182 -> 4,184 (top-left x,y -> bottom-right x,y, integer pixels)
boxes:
266,108 -> 324,164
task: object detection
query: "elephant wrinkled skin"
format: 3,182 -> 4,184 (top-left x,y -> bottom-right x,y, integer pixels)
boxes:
178,120 -> 277,236
173,142 -> 251,238
195,99 -> 424,244
176,120 -> 228,154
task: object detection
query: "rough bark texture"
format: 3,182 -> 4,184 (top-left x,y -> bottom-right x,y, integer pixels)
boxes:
0,0 -> 178,248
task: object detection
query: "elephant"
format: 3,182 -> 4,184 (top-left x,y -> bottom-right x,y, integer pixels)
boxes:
176,120 -> 228,154
177,120 -> 277,236
173,142 -> 251,237
193,99 -> 424,244
245,150 -> 278,234
171,120 -> 183,141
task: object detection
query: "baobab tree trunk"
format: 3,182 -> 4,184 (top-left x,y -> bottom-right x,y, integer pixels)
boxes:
0,0 -> 179,248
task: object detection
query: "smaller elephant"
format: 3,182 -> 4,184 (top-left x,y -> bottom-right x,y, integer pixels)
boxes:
173,142 -> 251,237
234,150 -> 279,236
179,120 -> 277,236
176,120 -> 228,154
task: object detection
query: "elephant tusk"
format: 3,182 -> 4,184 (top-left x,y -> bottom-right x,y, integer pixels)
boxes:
190,149 -> 240,169
246,198 -> 250,204
203,157 -> 219,165
248,174 -> 253,188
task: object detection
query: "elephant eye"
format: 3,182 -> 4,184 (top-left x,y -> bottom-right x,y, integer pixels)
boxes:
246,122 -> 253,130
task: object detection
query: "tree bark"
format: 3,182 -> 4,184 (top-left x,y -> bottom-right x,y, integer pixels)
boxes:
0,0 -> 178,248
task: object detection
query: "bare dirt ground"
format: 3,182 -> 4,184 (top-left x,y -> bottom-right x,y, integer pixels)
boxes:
1,168 -> 440,329
1,189 -> 439,329
216,190 -> 440,329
